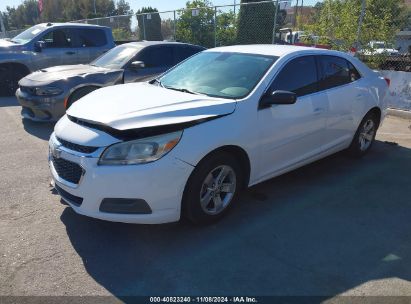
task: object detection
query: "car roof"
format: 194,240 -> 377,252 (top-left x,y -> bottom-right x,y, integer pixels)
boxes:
206,44 -> 348,58
37,22 -> 109,29
121,41 -> 205,49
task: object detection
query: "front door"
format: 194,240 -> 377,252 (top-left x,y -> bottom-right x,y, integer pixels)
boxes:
257,55 -> 329,180
33,28 -> 78,70
124,45 -> 174,83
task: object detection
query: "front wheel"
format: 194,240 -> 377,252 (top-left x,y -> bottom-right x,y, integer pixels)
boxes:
182,152 -> 243,224
347,112 -> 378,157
0,65 -> 28,96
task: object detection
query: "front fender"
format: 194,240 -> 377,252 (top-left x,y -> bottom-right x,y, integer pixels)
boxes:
0,51 -> 33,71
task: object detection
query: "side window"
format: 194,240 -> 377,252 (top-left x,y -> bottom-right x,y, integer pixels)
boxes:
138,46 -> 174,68
174,46 -> 202,64
270,56 -> 318,97
77,29 -> 107,47
348,61 -> 361,82
41,29 -> 74,48
318,55 -> 350,90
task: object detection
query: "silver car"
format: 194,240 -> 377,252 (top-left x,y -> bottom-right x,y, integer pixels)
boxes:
0,23 -> 115,96
16,41 -> 205,121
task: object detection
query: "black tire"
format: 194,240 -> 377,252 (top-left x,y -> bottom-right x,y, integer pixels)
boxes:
0,64 -> 29,97
66,86 -> 98,109
182,152 -> 243,224
347,112 -> 379,157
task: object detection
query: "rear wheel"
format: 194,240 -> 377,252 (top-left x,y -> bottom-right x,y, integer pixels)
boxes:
66,86 -> 98,109
347,112 -> 378,157
0,64 -> 28,97
182,152 -> 243,224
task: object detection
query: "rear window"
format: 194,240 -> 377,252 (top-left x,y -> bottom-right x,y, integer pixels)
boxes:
77,28 -> 107,47
318,55 -> 351,90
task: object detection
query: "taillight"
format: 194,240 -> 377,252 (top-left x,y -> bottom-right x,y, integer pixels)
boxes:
384,78 -> 390,87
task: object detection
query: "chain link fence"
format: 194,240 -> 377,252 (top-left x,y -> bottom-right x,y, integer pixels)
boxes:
63,0 -> 410,68
1,0 -> 410,108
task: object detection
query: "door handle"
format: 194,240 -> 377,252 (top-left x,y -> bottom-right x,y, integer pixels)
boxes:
65,51 -> 75,55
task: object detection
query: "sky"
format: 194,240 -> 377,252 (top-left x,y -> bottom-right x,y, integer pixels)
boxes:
0,0 -> 240,13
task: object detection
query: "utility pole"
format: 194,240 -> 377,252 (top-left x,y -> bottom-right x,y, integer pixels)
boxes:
93,0 -> 96,14
272,0 -> 279,44
356,0 -> 366,52
294,0 -> 299,27
0,12 -> 5,37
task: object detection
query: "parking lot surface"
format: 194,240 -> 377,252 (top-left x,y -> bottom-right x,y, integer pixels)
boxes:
1,96 -> 411,298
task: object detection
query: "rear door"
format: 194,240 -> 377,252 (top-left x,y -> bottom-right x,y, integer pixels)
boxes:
317,55 -> 362,148
75,28 -> 110,63
257,55 -> 329,179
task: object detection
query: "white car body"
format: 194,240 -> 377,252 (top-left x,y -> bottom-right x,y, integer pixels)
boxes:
49,45 -> 389,224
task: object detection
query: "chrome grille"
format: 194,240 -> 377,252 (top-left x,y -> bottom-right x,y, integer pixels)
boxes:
51,156 -> 84,184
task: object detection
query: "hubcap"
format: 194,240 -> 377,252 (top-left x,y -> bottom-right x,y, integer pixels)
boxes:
199,165 -> 237,215
359,119 -> 375,151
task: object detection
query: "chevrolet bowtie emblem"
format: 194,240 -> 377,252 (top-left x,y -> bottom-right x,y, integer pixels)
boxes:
51,142 -> 62,159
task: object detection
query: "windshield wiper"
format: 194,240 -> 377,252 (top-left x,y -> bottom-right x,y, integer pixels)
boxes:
151,78 -> 164,87
164,86 -> 200,95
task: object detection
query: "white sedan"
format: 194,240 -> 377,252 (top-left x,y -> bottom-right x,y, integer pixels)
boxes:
49,45 -> 389,224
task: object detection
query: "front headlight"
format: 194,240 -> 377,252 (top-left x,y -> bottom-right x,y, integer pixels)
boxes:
98,131 -> 183,165
35,86 -> 63,96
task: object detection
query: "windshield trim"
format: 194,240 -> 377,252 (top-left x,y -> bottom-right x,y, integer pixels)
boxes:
159,51 -> 279,100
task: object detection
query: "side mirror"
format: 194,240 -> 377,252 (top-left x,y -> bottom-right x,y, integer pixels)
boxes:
129,61 -> 145,70
259,90 -> 297,109
34,41 -> 46,52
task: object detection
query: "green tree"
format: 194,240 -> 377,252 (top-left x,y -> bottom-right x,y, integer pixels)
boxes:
309,0 -> 406,50
176,0 -> 215,48
237,0 -> 286,44
136,7 -> 163,41
216,11 -> 236,46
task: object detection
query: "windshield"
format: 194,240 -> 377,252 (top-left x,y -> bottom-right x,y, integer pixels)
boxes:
159,52 -> 278,99
12,25 -> 46,44
91,45 -> 142,69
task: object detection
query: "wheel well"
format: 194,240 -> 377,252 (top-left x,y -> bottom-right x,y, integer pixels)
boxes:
201,145 -> 251,189
0,62 -> 30,75
66,86 -> 100,108
367,107 -> 382,128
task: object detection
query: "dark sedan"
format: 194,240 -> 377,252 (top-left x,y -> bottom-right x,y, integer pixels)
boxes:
16,41 -> 205,121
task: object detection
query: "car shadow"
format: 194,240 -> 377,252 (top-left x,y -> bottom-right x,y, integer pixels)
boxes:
22,118 -> 55,141
60,141 -> 411,297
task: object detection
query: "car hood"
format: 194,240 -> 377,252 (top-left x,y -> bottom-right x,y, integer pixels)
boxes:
23,64 -> 115,84
0,39 -> 16,48
67,82 -> 237,131
0,39 -> 25,51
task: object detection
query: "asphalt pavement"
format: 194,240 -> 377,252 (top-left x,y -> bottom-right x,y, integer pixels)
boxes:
1,96 -> 411,299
